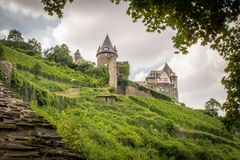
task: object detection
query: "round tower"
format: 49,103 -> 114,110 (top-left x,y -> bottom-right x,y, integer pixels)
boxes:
96,35 -> 118,90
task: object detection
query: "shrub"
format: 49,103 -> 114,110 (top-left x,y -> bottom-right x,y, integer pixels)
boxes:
31,62 -> 42,78
0,44 -> 3,59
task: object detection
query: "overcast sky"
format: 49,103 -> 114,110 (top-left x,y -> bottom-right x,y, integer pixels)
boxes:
0,0 -> 227,108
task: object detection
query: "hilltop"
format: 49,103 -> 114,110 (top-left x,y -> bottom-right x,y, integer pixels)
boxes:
1,45 -> 240,159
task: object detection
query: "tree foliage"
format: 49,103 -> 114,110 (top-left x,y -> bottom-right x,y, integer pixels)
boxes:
44,44 -> 73,67
2,30 -> 42,57
41,0 -> 73,18
222,53 -> 240,130
31,62 -> 42,78
0,44 -> 3,59
72,61 -> 94,73
28,38 -> 42,53
7,29 -> 24,42
204,98 -> 221,117
112,0 -> 239,54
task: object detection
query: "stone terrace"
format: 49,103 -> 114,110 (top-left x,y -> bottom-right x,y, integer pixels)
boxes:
0,83 -> 83,160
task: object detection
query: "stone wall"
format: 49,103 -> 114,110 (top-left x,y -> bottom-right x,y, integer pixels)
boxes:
125,85 -> 153,98
96,95 -> 116,103
96,53 -> 118,90
0,83 -> 82,159
0,61 -> 13,87
108,54 -> 117,89
96,53 -> 108,67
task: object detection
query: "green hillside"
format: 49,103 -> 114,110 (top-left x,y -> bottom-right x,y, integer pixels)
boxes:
1,45 -> 240,160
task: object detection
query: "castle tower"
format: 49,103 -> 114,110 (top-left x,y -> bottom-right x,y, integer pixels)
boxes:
74,49 -> 84,64
96,35 -> 118,90
163,63 -> 178,101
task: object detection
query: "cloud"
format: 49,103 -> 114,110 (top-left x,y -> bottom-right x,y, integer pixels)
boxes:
0,29 -> 9,39
134,71 -> 148,81
0,0 -> 227,108
168,44 -> 227,107
0,0 -> 55,19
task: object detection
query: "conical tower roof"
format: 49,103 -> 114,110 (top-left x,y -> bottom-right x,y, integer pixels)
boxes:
98,35 -> 116,54
74,49 -> 80,56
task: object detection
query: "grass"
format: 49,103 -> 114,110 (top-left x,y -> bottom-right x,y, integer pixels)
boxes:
2,45 -> 106,87
18,70 -> 73,92
32,95 -> 240,160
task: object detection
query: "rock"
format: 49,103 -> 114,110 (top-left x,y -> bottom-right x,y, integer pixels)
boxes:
0,61 -> 13,87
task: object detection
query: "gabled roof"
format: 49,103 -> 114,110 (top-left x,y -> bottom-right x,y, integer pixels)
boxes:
146,63 -> 176,81
163,63 -> 175,77
97,35 -> 117,54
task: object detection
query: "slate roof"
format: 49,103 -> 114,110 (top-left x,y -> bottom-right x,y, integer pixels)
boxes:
97,35 -> 117,54
146,63 -> 176,79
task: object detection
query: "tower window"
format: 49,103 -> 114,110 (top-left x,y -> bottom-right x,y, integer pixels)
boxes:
103,47 -> 109,51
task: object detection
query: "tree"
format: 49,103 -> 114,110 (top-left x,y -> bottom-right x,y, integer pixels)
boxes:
204,98 -> 221,117
221,53 -> 240,130
45,43 -> 73,67
7,29 -> 24,42
41,0 -> 240,129
31,62 -> 42,78
28,38 -> 42,53
73,61 -> 94,73
41,0 -> 73,18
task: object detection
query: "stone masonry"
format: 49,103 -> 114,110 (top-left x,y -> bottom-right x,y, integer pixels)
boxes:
0,83 -> 83,160
0,61 -> 13,87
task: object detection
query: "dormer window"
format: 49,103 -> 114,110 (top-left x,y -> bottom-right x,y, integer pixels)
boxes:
103,47 -> 109,51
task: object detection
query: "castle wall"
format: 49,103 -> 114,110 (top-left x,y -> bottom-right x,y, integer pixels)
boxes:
97,53 -> 108,67
108,54 -> 117,89
146,78 -> 155,84
125,85 -> 153,98
145,82 -> 178,101
97,52 -> 118,89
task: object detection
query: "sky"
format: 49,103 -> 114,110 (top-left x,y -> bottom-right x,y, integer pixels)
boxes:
0,0 -> 227,108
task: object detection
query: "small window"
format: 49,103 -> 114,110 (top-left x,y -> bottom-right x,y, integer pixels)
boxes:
103,47 -> 109,51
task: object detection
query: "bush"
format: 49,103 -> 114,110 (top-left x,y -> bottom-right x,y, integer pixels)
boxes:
73,61 -> 94,73
0,44 -> 3,58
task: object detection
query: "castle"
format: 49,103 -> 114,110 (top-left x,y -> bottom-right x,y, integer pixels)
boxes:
137,63 -> 178,101
96,35 -> 118,89
73,35 -> 128,90
73,35 -> 178,101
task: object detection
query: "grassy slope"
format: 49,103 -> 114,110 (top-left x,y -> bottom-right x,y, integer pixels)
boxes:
2,46 -> 240,159
2,45 -> 104,87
